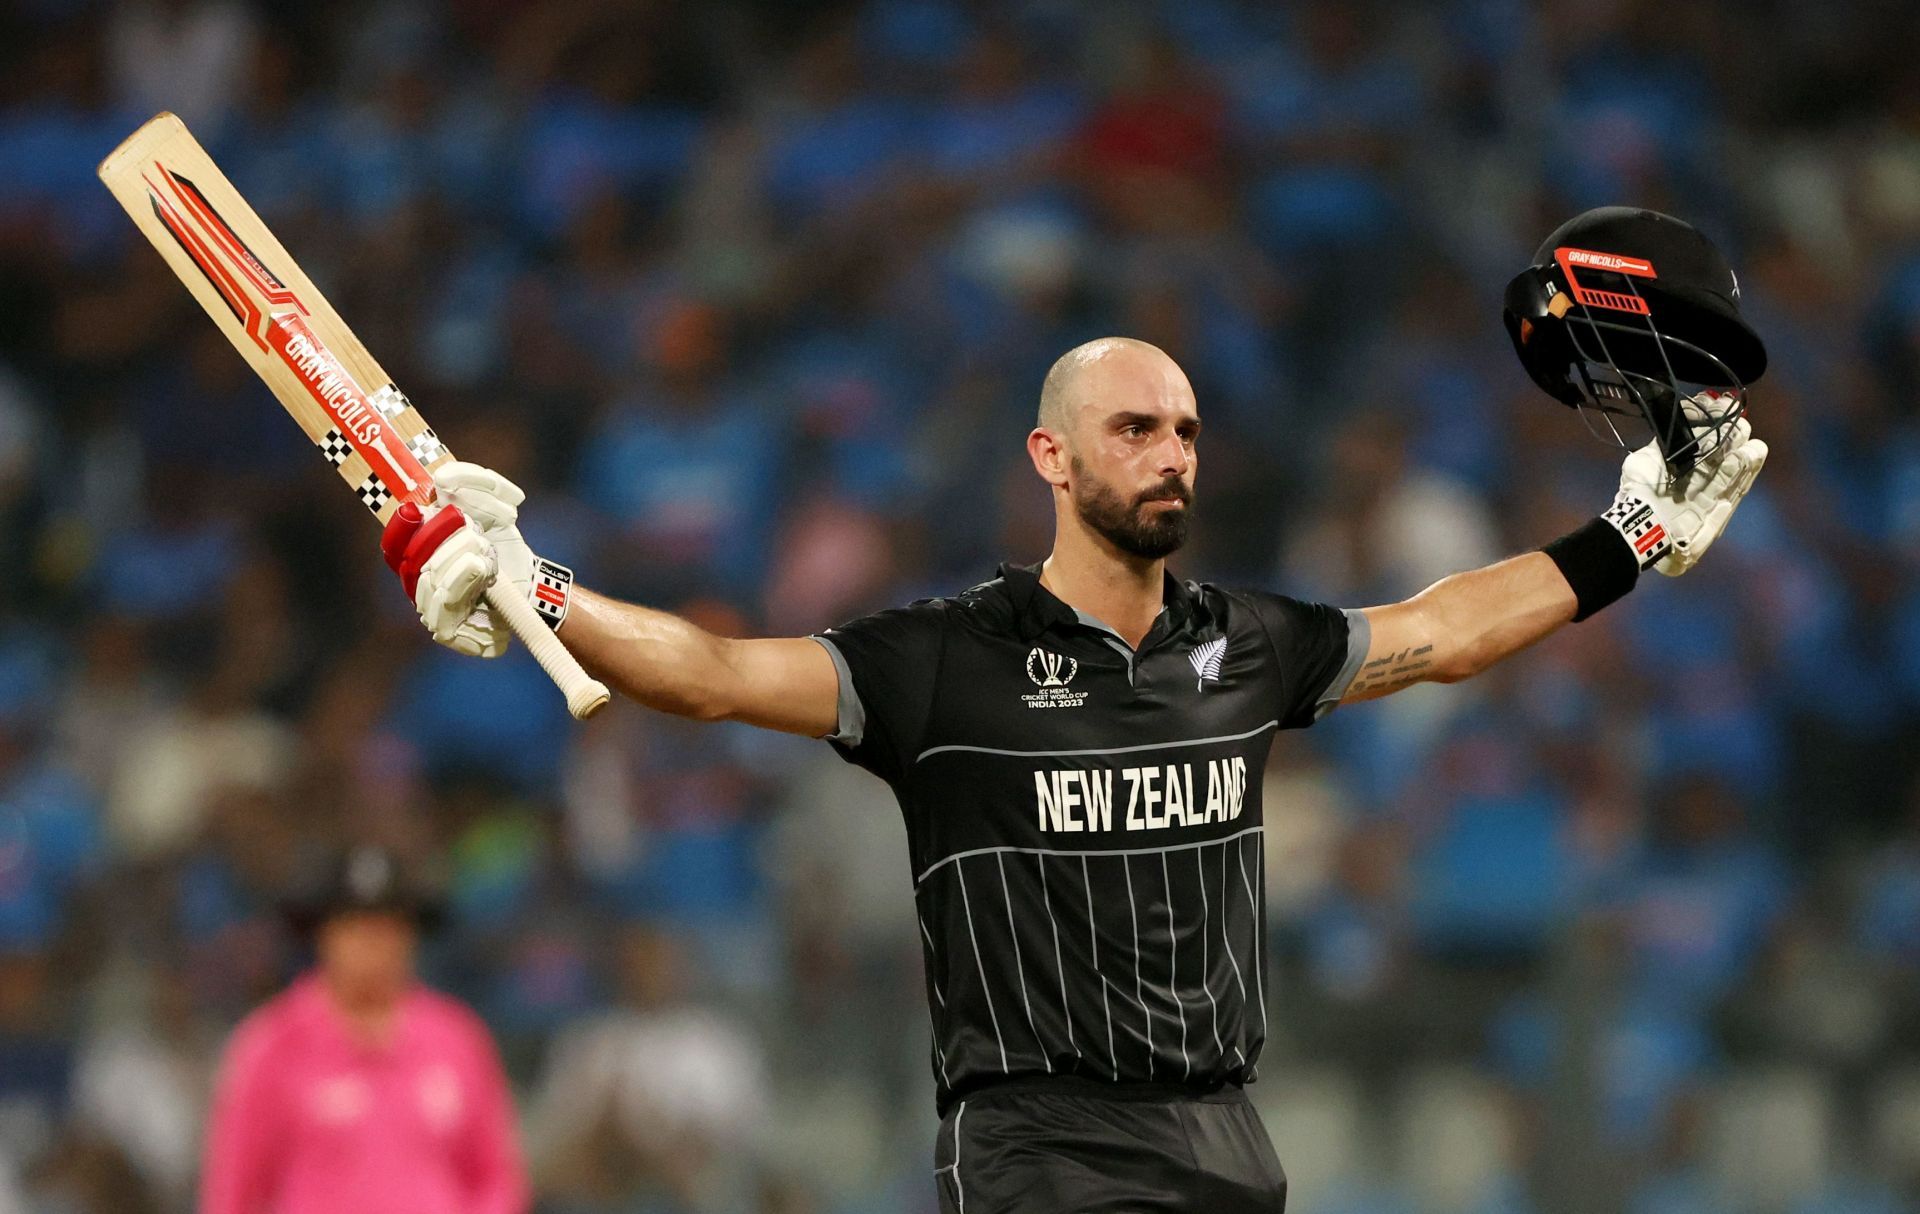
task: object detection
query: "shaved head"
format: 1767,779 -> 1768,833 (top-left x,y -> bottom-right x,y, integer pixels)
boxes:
1036,336 -> 1184,437
1028,336 -> 1201,560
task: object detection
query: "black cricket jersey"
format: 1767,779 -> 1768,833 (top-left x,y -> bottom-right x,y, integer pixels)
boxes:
815,564 -> 1368,1113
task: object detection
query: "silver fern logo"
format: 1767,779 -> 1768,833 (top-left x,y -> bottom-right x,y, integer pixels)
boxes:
1188,636 -> 1227,689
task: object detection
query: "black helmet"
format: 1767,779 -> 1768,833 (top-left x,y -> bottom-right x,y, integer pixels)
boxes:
1503,207 -> 1766,476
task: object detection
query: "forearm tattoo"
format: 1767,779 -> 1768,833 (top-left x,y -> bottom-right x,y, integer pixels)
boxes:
1345,644 -> 1433,697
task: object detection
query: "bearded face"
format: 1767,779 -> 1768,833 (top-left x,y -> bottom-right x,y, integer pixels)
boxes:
1069,455 -> 1192,559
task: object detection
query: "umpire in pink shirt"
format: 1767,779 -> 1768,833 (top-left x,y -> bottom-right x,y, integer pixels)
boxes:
200,846 -> 530,1214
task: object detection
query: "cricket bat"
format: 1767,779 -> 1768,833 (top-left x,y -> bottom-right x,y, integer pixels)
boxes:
98,113 -> 610,719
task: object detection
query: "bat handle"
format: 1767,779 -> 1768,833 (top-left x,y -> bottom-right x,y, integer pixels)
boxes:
486,583 -> 611,720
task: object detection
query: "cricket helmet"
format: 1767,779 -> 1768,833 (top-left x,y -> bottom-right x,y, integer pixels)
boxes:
1503,207 -> 1766,476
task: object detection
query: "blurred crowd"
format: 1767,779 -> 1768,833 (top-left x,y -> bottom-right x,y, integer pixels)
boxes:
3,0 -> 1920,1211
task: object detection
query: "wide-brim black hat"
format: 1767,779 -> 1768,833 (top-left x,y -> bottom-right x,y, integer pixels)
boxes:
282,845 -> 445,935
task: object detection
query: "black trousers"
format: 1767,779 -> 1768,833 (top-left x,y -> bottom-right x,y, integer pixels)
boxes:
933,1081 -> 1288,1213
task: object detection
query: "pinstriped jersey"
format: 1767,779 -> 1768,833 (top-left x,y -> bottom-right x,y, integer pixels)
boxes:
816,564 -> 1366,1113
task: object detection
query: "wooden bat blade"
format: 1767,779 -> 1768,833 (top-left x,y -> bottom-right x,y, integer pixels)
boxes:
98,112 -> 443,522
98,113 -> 609,719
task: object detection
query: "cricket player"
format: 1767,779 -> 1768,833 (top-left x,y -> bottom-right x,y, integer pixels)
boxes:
199,847 -> 529,1214
383,209 -> 1768,1211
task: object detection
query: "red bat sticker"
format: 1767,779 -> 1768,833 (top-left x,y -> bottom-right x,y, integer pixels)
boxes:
143,164 -> 430,505
269,313 -> 431,503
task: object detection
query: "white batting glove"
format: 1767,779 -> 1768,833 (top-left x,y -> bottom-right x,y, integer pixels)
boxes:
433,461 -> 576,628
1601,395 -> 1768,577
421,525 -> 507,656
379,462 -> 576,657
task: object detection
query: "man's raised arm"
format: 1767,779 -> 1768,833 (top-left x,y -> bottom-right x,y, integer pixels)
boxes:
379,462 -> 840,738
561,588 -> 840,736
1336,403 -> 1767,705
1342,551 -> 1576,702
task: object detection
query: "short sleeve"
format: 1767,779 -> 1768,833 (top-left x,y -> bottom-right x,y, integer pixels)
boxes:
813,600 -> 949,783
1241,593 -> 1369,729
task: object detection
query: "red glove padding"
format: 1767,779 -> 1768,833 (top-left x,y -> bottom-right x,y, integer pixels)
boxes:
380,501 -> 471,600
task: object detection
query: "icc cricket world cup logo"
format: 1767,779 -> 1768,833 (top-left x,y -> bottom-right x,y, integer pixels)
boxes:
1027,648 -> 1078,688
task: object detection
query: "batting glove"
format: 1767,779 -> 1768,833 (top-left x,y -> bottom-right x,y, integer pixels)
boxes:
379,462 -> 576,657
1602,395 -> 1768,577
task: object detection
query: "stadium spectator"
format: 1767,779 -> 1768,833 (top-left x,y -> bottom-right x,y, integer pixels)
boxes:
71,957 -> 216,1209
527,922 -> 767,1212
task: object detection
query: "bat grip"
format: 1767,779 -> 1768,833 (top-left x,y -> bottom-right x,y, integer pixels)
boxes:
486,583 -> 610,720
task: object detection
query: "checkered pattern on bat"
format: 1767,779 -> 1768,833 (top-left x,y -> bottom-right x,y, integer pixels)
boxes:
356,475 -> 393,515
318,429 -> 353,466
405,428 -> 446,465
370,384 -> 412,420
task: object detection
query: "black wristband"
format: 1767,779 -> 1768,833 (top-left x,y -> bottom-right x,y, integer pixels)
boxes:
1542,517 -> 1640,622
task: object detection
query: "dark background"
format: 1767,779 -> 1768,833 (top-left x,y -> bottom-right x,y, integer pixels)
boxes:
2,1 -> 1919,1211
